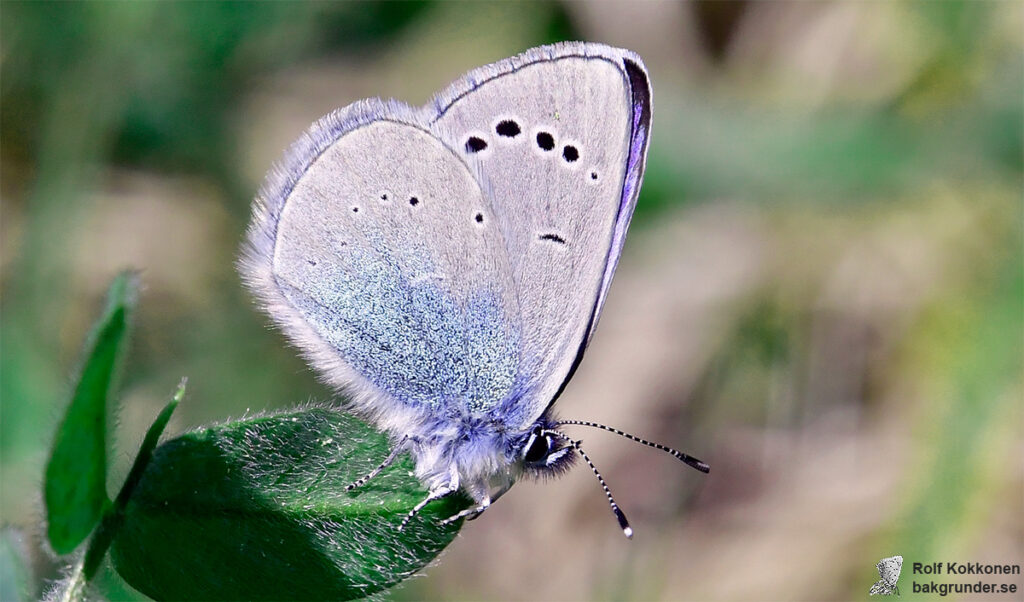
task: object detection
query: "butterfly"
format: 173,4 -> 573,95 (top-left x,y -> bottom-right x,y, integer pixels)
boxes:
870,555 -> 903,596
241,42 -> 708,537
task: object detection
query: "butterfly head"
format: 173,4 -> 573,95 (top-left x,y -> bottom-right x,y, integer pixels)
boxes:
515,419 -> 577,479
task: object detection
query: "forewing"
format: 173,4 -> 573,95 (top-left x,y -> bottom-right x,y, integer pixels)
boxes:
426,43 -> 652,424
242,100 -> 521,421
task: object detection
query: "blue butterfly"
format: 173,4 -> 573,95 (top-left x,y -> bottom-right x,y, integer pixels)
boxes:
241,42 -> 708,537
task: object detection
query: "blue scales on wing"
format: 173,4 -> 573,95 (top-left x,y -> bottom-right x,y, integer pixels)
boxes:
244,101 -> 523,419
243,42 -> 652,436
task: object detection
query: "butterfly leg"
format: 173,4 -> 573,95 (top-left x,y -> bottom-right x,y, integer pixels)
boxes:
344,435 -> 410,492
398,485 -> 455,531
440,496 -> 490,526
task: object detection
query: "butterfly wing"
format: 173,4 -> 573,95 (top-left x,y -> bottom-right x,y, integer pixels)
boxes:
426,43 -> 652,426
242,100 -> 522,428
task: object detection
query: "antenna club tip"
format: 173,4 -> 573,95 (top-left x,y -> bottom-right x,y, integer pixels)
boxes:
613,507 -> 632,536
697,461 -> 711,474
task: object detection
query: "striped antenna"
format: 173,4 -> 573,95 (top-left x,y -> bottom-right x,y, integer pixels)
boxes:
557,419 -> 710,474
551,430 -> 633,539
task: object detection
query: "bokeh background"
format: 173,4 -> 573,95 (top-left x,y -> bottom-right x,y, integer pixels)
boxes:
2,2 -> 1021,600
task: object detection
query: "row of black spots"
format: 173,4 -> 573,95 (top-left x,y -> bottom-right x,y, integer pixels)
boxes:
357,192 -> 484,227
351,193 -> 421,213
462,117 -> 593,177
464,120 -> 519,154
463,118 -> 538,151
532,129 -> 577,165
538,233 -> 566,245
537,132 -> 584,172
465,125 -> 579,165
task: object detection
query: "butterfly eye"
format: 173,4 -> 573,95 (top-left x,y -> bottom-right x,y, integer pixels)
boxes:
523,428 -> 551,464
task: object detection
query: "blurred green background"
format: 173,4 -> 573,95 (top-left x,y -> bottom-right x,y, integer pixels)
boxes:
2,2 -> 1021,600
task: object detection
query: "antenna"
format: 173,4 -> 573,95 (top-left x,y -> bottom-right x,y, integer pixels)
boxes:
552,430 -> 633,539
557,419 -> 710,473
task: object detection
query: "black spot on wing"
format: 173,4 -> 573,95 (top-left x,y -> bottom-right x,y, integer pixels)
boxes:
496,120 -> 521,137
538,233 -> 566,244
536,131 -> 555,151
466,136 -> 487,153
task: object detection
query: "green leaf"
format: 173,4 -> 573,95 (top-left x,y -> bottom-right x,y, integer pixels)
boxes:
45,272 -> 138,555
110,408 -> 470,601
82,380 -> 185,581
47,383 -> 184,602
